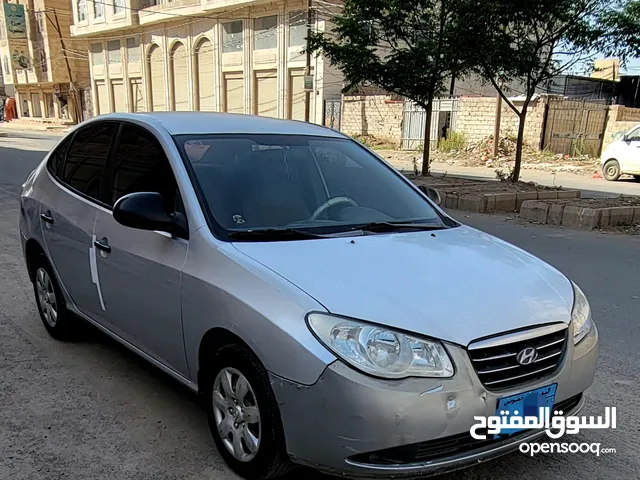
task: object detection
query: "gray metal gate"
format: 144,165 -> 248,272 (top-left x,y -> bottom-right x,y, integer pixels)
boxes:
542,99 -> 608,156
401,97 -> 458,150
324,98 -> 341,130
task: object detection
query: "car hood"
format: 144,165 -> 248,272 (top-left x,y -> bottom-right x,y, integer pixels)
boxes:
232,226 -> 574,346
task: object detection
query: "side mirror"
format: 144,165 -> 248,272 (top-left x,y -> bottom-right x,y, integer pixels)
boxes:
418,185 -> 442,205
113,192 -> 188,238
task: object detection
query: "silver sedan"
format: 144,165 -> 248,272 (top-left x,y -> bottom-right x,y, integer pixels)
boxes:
19,112 -> 598,479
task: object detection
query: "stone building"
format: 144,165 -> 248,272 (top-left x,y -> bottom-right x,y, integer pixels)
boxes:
0,0 -> 90,123
70,0 -> 343,123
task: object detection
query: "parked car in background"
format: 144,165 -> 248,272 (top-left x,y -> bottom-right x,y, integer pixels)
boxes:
20,113 -> 599,479
601,123 -> 640,181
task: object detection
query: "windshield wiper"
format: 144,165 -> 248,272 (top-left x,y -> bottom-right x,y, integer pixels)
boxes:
354,221 -> 448,233
228,228 -> 332,241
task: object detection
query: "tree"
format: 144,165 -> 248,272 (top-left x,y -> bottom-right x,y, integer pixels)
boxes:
465,0 -> 606,182
308,0 -> 475,175
597,1 -> 640,60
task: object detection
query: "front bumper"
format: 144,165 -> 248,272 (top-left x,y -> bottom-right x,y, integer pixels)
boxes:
270,322 -> 598,477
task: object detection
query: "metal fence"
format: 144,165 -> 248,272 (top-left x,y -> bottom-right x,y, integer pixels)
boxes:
401,97 -> 459,150
324,98 -> 341,130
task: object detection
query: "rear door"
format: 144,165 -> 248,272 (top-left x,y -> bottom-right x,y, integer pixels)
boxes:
40,123 -> 117,316
91,123 -> 189,376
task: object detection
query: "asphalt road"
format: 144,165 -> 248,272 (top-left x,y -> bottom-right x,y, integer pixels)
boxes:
0,135 -> 638,480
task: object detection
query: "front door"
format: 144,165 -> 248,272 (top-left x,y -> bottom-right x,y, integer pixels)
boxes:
92,124 -> 189,376
40,123 -> 117,316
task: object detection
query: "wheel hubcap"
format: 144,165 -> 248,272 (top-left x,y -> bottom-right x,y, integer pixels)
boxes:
606,165 -> 617,177
212,367 -> 261,462
36,268 -> 57,327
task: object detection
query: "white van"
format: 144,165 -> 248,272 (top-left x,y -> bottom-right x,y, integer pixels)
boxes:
600,124 -> 640,181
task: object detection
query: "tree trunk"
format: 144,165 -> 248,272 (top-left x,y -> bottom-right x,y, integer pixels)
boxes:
421,95 -> 434,176
511,103 -> 529,182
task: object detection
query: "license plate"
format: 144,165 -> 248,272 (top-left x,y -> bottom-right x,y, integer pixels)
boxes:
494,384 -> 557,437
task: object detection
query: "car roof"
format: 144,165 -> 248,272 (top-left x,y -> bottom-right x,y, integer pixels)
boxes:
83,112 -> 346,138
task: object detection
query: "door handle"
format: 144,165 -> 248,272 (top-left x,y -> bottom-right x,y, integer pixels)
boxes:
40,211 -> 54,224
94,238 -> 111,254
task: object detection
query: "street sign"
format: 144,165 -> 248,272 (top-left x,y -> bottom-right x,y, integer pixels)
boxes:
304,74 -> 314,92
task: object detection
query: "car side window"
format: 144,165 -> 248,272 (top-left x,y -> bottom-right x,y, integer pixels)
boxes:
627,128 -> 640,141
109,125 -> 178,211
62,123 -> 117,202
47,136 -> 73,179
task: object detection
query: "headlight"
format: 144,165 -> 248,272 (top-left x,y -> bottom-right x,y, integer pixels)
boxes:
307,313 -> 454,379
571,282 -> 592,345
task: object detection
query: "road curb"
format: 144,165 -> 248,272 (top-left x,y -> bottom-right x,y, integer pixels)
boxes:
520,200 -> 640,229
437,189 -> 580,214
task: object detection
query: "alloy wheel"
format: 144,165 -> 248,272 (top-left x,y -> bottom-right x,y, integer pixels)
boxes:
36,267 -> 57,327
212,367 -> 262,462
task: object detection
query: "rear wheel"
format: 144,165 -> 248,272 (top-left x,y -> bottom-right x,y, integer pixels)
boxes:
203,344 -> 292,479
603,159 -> 621,181
633,175 -> 640,182
33,258 -> 72,340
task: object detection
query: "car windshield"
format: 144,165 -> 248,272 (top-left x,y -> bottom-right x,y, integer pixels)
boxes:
174,134 -> 450,237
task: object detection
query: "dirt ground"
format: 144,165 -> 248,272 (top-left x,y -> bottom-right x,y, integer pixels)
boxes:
372,135 -> 601,177
409,173 -> 568,195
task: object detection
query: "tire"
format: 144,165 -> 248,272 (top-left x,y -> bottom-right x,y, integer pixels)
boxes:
603,159 -> 621,181
634,175 -> 640,182
32,256 -> 72,341
203,344 -> 293,479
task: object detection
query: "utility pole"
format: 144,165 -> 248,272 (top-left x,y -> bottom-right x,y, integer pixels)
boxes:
304,0 -> 312,122
46,10 -> 83,123
493,81 -> 502,157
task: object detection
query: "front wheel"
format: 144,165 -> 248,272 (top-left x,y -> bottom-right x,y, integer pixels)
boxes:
203,344 -> 292,479
603,159 -> 621,181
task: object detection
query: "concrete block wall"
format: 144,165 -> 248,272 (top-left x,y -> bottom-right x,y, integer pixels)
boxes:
456,96 -> 547,148
602,105 -> 640,149
341,94 -> 404,145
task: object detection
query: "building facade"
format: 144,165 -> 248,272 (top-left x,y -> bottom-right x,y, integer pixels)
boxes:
70,0 -> 343,124
0,0 -> 90,123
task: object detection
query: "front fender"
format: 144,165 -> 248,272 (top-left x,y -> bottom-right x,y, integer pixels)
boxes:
181,228 -> 336,386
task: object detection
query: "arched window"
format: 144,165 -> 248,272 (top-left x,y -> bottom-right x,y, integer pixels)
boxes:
77,0 -> 87,22
147,44 -> 166,111
194,38 -> 215,111
170,42 -> 189,111
93,0 -> 104,18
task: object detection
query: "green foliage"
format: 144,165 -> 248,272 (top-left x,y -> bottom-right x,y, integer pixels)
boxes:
595,0 -> 640,61
308,0 -> 475,107
438,131 -> 467,152
307,0 -> 478,174
457,0 -> 609,181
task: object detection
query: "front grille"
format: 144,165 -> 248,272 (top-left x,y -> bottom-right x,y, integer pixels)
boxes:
349,394 -> 582,466
468,325 -> 568,390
